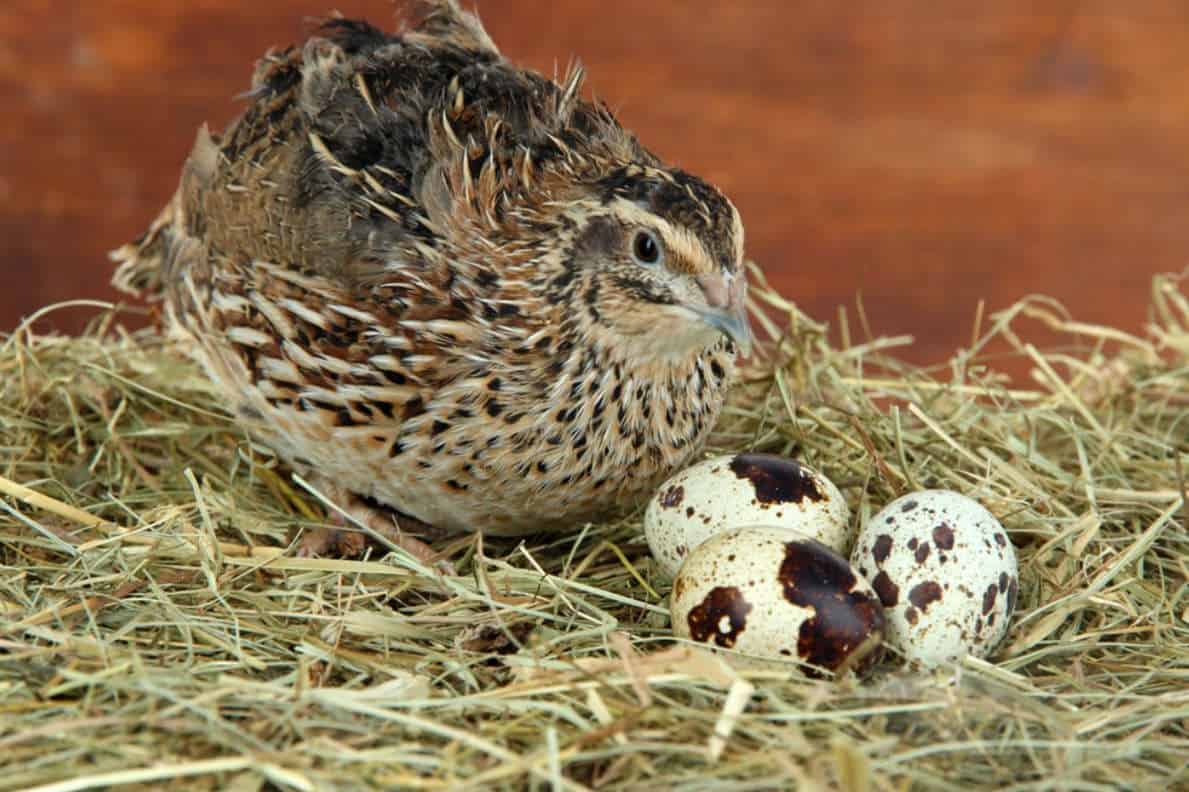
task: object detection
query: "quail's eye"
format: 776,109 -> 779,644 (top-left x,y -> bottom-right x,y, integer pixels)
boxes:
631,230 -> 662,266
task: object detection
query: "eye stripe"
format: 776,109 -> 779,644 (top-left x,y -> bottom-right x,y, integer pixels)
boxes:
608,199 -> 714,275
599,169 -> 740,272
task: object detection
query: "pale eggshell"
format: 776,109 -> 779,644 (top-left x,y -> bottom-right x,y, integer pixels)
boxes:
671,526 -> 886,676
645,453 -> 851,579
850,490 -> 1019,670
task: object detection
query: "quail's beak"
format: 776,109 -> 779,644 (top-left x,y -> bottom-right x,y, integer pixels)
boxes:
694,271 -> 753,356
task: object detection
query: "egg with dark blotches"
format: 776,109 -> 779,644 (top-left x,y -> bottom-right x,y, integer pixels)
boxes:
645,453 -> 851,579
671,526 -> 886,676
850,490 -> 1019,670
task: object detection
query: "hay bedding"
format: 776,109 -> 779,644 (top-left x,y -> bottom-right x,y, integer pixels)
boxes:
1,270 -> 1186,791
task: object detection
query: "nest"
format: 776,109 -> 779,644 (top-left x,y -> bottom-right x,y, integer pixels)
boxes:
1,271 -> 1186,791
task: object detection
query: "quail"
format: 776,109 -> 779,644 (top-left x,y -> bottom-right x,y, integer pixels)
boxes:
113,1 -> 752,559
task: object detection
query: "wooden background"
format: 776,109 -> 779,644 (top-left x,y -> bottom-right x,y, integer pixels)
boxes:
3,1 -> 1188,369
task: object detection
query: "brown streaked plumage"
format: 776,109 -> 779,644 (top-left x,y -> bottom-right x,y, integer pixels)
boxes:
113,1 -> 751,556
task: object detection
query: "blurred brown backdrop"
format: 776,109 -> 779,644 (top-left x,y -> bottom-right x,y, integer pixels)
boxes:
2,1 -> 1188,368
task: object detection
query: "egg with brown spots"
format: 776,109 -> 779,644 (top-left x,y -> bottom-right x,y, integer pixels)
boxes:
645,453 -> 851,579
850,490 -> 1019,669
671,527 -> 886,676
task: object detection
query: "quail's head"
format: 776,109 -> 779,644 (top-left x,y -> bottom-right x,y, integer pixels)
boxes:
545,166 -> 751,362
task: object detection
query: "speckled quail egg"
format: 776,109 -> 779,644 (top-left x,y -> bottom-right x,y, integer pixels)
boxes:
850,490 -> 1019,670
645,453 -> 851,579
671,526 -> 886,676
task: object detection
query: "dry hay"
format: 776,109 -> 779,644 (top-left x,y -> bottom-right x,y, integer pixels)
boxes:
1,270 -> 1186,791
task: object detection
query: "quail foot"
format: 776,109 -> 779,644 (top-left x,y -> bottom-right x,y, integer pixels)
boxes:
113,1 -> 753,558
296,475 -> 449,566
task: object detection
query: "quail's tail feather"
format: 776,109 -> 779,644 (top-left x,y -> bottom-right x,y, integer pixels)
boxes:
112,122 -> 218,300
110,193 -> 183,299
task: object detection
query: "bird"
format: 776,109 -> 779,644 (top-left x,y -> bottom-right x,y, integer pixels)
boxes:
112,1 -> 752,561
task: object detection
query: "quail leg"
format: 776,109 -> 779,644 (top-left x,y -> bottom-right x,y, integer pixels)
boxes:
296,480 -> 450,571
